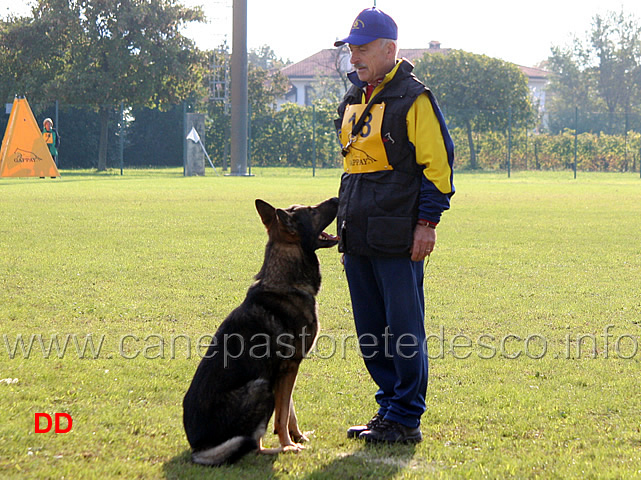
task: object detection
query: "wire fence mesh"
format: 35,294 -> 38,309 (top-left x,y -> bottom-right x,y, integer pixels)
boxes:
2,101 -> 640,175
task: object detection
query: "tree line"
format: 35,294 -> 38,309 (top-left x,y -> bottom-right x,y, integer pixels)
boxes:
1,0 -> 207,170
546,10 -> 641,135
2,2 -> 640,171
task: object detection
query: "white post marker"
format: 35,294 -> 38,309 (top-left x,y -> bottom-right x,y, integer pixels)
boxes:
186,126 -> 217,173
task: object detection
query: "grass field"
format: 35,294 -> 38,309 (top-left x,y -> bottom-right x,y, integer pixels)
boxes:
1,168 -> 640,479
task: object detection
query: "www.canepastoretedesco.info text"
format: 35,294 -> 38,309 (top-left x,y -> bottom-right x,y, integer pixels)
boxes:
2,325 -> 639,361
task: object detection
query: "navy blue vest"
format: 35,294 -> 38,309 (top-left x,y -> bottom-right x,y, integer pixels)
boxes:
335,61 -> 429,257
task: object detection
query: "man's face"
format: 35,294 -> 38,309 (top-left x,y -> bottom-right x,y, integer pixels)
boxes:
349,38 -> 395,84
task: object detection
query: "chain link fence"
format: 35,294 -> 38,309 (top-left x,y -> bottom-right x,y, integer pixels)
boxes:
448,108 -> 641,174
3,101 -> 640,174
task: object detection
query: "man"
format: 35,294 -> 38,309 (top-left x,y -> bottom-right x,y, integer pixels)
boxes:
42,118 -> 60,166
334,7 -> 454,444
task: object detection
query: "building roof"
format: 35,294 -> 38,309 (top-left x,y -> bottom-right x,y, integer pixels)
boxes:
281,43 -> 452,79
400,43 -> 451,62
281,49 -> 343,78
281,43 -> 551,82
515,65 -> 551,80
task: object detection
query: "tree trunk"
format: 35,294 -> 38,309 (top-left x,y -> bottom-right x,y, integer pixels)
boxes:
97,107 -> 109,171
466,119 -> 477,169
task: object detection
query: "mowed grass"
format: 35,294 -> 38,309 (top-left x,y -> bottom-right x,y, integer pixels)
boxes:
1,168 -> 640,479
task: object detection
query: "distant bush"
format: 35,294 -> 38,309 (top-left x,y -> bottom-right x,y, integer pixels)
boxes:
450,128 -> 641,172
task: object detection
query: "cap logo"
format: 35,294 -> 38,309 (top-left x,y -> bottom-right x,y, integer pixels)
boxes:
352,19 -> 365,30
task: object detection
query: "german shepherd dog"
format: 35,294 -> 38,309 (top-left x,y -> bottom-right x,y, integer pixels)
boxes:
183,197 -> 339,466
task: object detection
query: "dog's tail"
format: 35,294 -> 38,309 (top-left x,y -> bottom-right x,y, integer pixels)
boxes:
191,436 -> 258,466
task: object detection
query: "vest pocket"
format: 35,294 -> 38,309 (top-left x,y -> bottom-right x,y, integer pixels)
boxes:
366,216 -> 413,255
369,170 -> 420,215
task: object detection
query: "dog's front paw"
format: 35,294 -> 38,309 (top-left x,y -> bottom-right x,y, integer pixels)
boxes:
291,430 -> 313,443
282,442 -> 306,453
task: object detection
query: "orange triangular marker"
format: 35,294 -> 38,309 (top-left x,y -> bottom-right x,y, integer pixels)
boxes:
0,97 -> 60,178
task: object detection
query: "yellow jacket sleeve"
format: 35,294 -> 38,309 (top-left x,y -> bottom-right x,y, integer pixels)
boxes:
406,94 -> 453,194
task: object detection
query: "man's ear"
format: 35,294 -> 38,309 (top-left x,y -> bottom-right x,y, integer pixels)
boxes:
384,39 -> 397,59
255,199 -> 276,227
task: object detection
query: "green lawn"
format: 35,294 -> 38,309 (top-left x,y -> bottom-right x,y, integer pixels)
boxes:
1,168 -> 640,479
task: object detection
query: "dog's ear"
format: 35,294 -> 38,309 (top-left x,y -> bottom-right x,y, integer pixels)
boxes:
255,199 -> 276,228
276,208 -> 297,234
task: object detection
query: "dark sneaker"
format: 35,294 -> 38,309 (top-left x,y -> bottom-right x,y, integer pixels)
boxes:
359,418 -> 423,444
347,413 -> 385,439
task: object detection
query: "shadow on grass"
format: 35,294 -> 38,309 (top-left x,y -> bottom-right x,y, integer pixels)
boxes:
163,448 -> 278,480
302,442 -> 419,480
163,443 -> 419,480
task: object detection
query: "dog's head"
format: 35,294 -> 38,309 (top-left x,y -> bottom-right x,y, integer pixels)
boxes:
255,198 -> 339,251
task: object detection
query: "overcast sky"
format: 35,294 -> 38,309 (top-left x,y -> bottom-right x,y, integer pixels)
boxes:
3,0 -> 641,67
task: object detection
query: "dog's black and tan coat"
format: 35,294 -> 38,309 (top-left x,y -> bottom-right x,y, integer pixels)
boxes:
182,198 -> 339,466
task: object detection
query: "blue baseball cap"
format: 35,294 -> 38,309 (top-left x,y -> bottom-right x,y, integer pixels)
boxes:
334,7 -> 398,47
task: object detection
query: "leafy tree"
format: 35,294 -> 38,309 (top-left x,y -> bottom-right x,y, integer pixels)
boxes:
0,1 -> 77,100
414,50 -> 534,169
545,43 -> 601,133
204,44 -> 290,169
547,9 -> 641,134
249,101 -> 339,168
247,55 -> 301,166
248,63 -> 290,116
248,44 -> 289,70
591,11 -> 641,127
0,0 -> 207,170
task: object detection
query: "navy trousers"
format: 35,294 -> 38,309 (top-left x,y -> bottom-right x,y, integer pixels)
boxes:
344,254 -> 428,429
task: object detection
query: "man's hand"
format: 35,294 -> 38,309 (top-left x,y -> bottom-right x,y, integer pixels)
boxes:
410,224 -> 436,262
